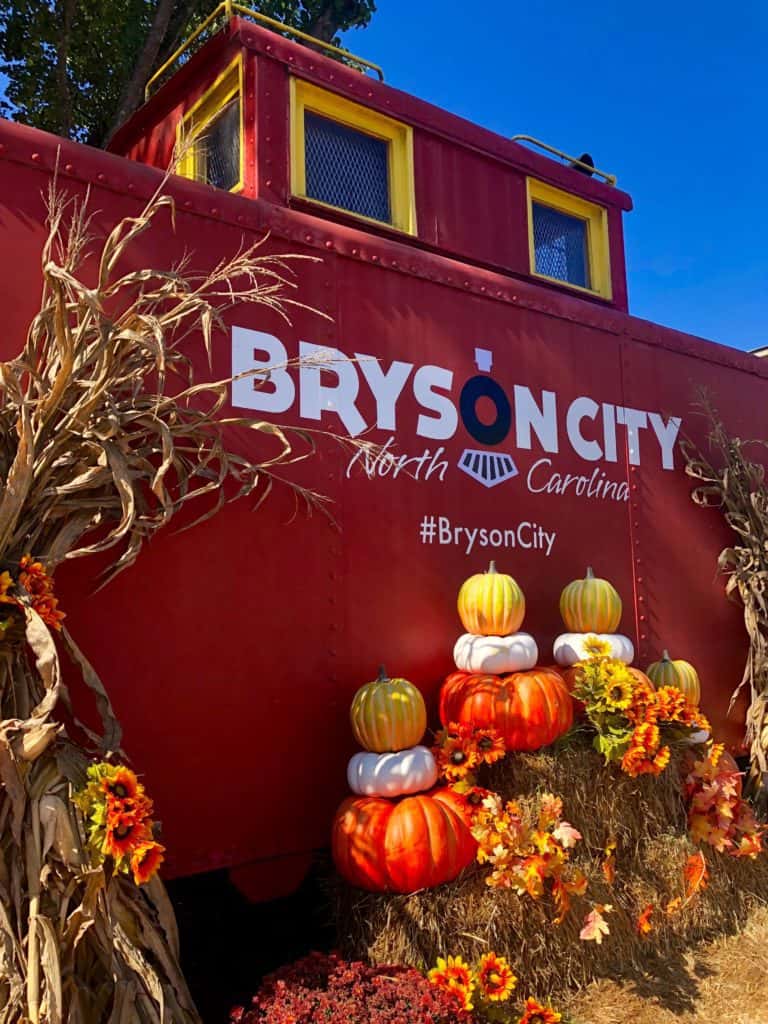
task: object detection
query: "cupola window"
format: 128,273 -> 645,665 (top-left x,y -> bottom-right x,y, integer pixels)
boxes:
527,179 -> 611,299
177,57 -> 243,192
290,79 -> 415,234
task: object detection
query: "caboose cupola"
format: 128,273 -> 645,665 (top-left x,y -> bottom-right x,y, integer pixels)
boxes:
108,2 -> 632,310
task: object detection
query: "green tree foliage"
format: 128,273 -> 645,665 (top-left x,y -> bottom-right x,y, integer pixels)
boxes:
0,0 -> 376,146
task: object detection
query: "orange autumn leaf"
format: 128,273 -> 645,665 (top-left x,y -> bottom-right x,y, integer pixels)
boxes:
636,904 -> 654,935
684,852 -> 709,901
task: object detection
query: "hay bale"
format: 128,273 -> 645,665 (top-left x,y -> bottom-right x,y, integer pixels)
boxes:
333,738 -> 768,1000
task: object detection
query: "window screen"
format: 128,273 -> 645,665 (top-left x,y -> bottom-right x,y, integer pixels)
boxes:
304,110 -> 391,223
532,202 -> 590,289
196,97 -> 240,191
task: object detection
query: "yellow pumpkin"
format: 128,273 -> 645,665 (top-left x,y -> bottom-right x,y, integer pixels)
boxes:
646,650 -> 701,706
350,667 -> 427,752
457,561 -> 525,636
560,566 -> 622,633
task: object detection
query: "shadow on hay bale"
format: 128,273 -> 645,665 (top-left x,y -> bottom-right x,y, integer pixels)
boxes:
332,738 -> 768,1008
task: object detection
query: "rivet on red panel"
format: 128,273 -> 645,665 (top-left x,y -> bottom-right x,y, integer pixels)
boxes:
31,152 -> 40,161
305,234 -> 313,242
184,200 -> 192,207
265,179 -> 272,187
97,173 -> 105,181
640,633 -> 648,641
64,162 -> 73,172
639,614 -> 646,622
325,240 -> 333,249
351,248 -> 359,256
371,254 -> 379,262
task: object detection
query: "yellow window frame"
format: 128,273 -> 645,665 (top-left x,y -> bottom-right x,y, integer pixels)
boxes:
177,55 -> 244,193
526,178 -> 612,301
290,78 -> 416,235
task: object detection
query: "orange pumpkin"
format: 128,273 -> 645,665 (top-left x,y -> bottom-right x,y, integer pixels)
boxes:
331,787 -> 477,893
440,667 -> 573,751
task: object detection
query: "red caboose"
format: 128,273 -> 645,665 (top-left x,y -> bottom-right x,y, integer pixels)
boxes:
0,4 -> 763,899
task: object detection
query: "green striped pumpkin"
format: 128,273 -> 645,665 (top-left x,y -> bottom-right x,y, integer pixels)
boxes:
457,561 -> 525,636
646,650 -> 701,706
560,567 -> 622,633
350,667 -> 427,752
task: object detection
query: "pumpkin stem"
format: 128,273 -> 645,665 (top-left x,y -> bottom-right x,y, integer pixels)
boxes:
488,560 -> 497,574
377,665 -> 388,683
586,566 -> 595,579
661,649 -> 671,662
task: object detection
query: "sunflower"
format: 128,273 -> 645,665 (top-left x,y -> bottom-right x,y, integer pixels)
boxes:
518,996 -> 562,1023
582,635 -> 612,659
477,952 -> 516,1001
101,766 -> 141,802
103,813 -> 152,861
625,682 -> 659,725
473,727 -> 506,764
130,840 -> 166,885
602,673 -> 634,712
438,738 -> 480,780
438,954 -> 473,990
427,955 -> 475,1008
655,685 -> 687,723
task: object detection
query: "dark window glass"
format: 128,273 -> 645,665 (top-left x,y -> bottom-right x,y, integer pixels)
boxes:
304,110 -> 390,222
532,202 -> 590,289
197,98 -> 240,191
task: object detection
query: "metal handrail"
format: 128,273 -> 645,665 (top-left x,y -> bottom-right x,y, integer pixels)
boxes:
145,0 -> 384,100
510,134 -> 616,186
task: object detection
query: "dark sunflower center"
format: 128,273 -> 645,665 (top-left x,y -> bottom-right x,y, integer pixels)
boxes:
111,783 -> 129,798
449,751 -> 466,765
468,792 -> 483,805
478,737 -> 493,751
115,824 -> 132,839
609,686 -> 624,701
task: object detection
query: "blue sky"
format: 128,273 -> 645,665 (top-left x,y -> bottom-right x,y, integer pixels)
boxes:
2,3 -> 764,350
341,0 -> 767,351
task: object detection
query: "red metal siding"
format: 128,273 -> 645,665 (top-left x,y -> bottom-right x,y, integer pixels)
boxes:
1,115 -> 765,890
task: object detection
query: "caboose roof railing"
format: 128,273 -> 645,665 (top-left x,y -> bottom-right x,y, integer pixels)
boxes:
144,0 -> 385,100
511,135 -> 617,186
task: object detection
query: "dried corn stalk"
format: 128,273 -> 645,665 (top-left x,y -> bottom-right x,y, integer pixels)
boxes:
0,178 -> 364,1022
681,395 -> 768,811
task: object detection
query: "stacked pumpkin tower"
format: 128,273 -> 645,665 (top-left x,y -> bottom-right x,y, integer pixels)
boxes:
332,668 -> 476,894
441,562 -> 574,750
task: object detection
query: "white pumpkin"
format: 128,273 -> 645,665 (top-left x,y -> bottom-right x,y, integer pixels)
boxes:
553,633 -> 635,667
453,632 -> 538,674
346,745 -> 438,797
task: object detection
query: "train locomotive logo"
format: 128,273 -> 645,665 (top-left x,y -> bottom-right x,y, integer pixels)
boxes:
457,349 -> 519,487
